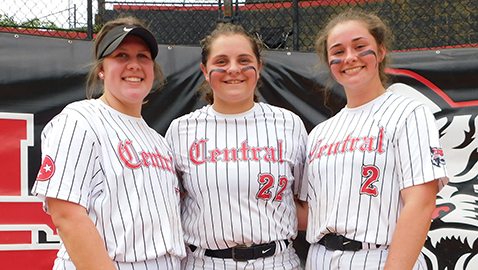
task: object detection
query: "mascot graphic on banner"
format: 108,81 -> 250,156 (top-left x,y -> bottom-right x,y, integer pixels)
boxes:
387,70 -> 478,270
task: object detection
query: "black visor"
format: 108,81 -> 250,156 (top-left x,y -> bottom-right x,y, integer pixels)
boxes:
96,25 -> 158,60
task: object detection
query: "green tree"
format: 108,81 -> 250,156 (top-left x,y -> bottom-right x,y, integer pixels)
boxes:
0,14 -> 18,26
21,18 -> 58,29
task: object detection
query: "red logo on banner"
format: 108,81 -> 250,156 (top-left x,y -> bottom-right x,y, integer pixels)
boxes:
36,155 -> 55,181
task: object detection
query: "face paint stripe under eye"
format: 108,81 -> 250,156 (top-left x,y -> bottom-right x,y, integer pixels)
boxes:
209,68 -> 226,78
330,59 -> 342,66
358,49 -> 377,58
242,66 -> 257,78
358,49 -> 378,68
208,66 -> 258,81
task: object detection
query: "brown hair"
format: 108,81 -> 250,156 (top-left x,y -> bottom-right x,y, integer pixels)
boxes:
85,16 -> 164,99
315,9 -> 393,87
198,23 -> 264,104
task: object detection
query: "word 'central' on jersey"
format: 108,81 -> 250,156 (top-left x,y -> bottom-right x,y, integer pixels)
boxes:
309,127 -> 385,163
189,139 -> 284,165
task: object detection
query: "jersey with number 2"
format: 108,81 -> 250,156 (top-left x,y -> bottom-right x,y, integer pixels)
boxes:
301,90 -> 448,246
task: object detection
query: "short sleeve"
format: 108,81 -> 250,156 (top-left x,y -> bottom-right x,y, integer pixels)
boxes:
32,111 -> 98,213
395,105 -> 449,192
165,119 -> 176,150
293,115 -> 308,197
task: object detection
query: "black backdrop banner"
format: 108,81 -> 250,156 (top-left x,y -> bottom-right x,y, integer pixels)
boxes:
1,32 -> 478,270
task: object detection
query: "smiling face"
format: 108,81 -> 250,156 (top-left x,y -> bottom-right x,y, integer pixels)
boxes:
201,34 -> 262,114
99,35 -> 155,117
327,20 -> 386,97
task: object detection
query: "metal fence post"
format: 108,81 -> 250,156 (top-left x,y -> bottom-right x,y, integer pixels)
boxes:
292,0 -> 299,51
98,0 -> 106,26
87,0 -> 93,39
223,0 -> 232,21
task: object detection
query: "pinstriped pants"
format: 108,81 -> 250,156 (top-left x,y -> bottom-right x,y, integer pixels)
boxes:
305,243 -> 428,270
52,254 -> 181,270
181,241 -> 302,270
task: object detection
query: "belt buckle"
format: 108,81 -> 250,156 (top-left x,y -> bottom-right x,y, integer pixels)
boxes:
338,235 -> 361,251
327,234 -> 344,251
232,244 -> 248,262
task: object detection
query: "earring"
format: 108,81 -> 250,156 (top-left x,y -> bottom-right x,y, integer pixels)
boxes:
99,72 -> 104,79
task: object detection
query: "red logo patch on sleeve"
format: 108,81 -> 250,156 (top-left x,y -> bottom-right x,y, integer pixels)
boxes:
36,155 -> 55,181
430,147 -> 446,167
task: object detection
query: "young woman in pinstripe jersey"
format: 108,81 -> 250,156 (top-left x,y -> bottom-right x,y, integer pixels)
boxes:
32,17 -> 185,269
297,9 -> 449,270
166,23 -> 308,269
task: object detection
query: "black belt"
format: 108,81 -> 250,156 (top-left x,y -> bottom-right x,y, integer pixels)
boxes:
318,234 -> 364,251
189,240 -> 289,262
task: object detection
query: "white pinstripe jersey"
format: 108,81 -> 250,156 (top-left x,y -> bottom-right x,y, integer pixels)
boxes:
300,88 -> 449,245
32,99 -> 185,264
166,102 -> 307,250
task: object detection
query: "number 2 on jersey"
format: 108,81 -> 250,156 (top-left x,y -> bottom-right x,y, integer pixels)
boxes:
361,165 -> 379,196
256,174 -> 288,201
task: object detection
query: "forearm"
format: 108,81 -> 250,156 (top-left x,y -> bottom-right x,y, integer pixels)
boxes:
48,198 -> 116,270
295,196 -> 308,231
384,181 -> 437,270
384,205 -> 432,269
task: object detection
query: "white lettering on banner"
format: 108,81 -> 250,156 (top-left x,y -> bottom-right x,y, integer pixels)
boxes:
0,112 -> 60,255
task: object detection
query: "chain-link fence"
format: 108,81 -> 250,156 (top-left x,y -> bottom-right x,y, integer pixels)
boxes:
1,0 -> 477,51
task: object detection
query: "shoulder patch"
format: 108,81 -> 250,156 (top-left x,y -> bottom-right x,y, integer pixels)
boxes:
430,147 -> 446,167
36,155 -> 55,181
